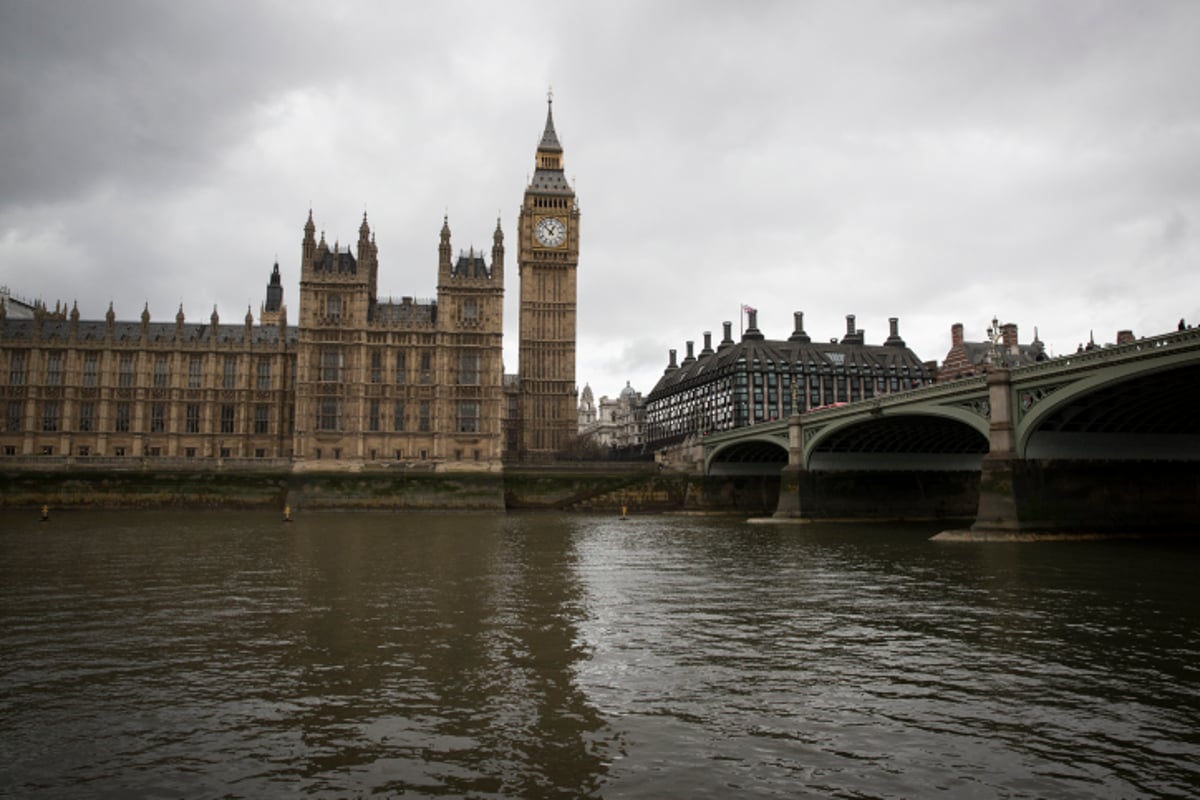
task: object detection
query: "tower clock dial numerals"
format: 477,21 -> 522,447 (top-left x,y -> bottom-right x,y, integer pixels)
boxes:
534,217 -> 566,247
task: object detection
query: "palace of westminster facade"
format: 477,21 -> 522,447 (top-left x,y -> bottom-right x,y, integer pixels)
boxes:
0,102 -> 580,469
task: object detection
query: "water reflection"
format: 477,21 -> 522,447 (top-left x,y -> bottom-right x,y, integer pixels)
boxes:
1,512 -> 1197,798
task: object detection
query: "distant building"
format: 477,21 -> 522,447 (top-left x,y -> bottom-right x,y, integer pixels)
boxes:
577,383 -> 596,431
579,381 -> 646,450
938,322 -> 1047,381
646,311 -> 933,446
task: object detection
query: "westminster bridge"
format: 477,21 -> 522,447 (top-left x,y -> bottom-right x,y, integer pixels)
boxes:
689,326 -> 1200,534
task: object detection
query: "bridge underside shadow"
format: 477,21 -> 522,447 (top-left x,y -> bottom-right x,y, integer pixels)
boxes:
1026,364 -> 1200,460
810,415 -> 988,471
775,414 -> 989,522
973,363 -> 1200,534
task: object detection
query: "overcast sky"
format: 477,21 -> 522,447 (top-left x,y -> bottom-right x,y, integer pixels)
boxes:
2,1 -> 1198,400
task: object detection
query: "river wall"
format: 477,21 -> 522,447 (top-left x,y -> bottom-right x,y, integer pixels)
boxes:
0,465 -> 781,514
786,470 -> 981,521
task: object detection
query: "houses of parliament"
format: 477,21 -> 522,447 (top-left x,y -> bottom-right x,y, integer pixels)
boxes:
0,101 -> 580,469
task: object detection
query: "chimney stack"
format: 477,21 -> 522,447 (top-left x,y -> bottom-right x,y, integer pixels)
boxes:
789,311 -> 811,343
720,321 -> 734,349
701,331 -> 713,355
1002,323 -> 1019,352
951,323 -> 964,348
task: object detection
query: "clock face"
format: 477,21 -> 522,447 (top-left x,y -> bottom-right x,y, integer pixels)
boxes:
535,217 -> 566,247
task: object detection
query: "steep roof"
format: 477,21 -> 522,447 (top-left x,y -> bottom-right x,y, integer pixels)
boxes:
649,334 -> 930,401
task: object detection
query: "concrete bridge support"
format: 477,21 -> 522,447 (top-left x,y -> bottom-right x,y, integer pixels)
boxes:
972,369 -> 1024,532
773,414 -> 805,518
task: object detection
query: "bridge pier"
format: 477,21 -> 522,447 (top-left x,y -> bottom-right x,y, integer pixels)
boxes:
773,414 -> 806,518
970,369 -> 1028,532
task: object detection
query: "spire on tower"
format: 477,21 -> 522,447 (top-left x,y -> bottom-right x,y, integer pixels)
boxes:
539,90 -> 563,154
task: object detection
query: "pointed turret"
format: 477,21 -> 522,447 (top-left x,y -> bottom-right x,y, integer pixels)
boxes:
438,215 -> 452,278
303,209 -> 316,261
491,216 -> 504,280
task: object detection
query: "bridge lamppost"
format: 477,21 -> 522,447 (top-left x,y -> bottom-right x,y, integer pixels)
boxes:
986,316 -> 1002,368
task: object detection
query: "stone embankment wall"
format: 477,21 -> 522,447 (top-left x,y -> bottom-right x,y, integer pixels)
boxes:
0,464 -> 788,515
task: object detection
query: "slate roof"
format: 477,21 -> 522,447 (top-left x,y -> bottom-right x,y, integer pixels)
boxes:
313,247 -> 357,274
1,318 -> 297,346
539,100 -> 563,153
648,330 -> 931,402
372,300 -> 437,325
453,253 -> 492,279
954,341 -> 1047,371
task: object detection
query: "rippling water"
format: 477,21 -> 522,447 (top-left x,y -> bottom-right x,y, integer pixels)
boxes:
1,511 -> 1198,798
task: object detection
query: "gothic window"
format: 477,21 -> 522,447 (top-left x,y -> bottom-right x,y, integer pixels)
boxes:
220,405 -> 235,434
326,294 -> 342,321
418,401 -> 431,432
7,401 -> 23,433
370,352 -> 382,384
46,352 -> 63,386
317,399 -> 342,431
458,401 -> 480,433
82,354 -> 98,387
462,299 -> 478,324
223,356 -> 237,389
458,352 -> 480,385
419,352 -> 432,385
395,353 -> 406,385
118,355 -> 134,388
78,402 -> 94,432
368,400 -> 380,431
8,352 -> 26,386
319,349 -> 343,383
187,356 -> 202,388
393,400 -> 405,432
150,403 -> 166,432
114,402 -> 131,432
186,404 -> 201,433
254,404 -> 269,434
257,359 -> 271,390
153,356 -> 169,388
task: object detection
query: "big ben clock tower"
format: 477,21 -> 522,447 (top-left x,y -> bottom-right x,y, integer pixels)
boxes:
518,94 -> 580,459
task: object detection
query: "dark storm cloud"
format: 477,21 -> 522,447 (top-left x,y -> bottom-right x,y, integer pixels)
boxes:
0,2 -> 307,210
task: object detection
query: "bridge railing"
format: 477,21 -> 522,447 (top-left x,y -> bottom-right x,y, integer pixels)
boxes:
1010,326 -> 1200,379
697,326 -> 1200,445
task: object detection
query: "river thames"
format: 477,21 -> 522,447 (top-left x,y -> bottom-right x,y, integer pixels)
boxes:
1,511 -> 1197,799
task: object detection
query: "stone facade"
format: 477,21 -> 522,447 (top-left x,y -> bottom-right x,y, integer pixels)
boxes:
290,210 -> 506,471
0,300 -> 295,461
516,98 -> 580,460
0,105 -> 572,471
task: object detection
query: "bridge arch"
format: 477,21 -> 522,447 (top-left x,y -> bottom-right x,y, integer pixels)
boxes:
706,436 -> 789,476
1018,357 -> 1200,460
804,407 -> 989,471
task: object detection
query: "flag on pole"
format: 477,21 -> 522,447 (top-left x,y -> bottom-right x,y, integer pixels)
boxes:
741,304 -> 756,314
